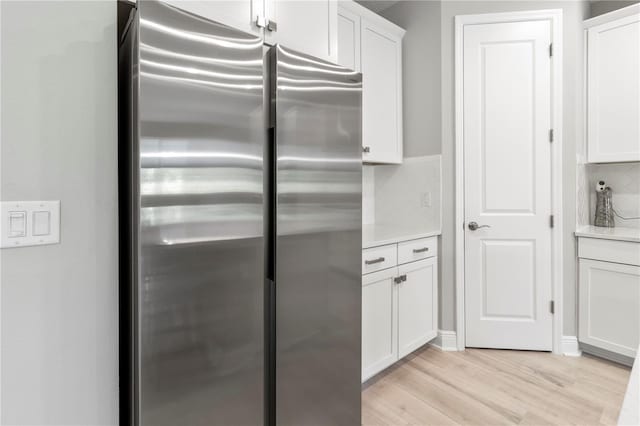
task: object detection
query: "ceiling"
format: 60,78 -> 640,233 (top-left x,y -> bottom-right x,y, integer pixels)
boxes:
355,0 -> 401,13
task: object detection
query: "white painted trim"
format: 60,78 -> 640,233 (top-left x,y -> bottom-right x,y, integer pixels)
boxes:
0,0 -> 3,417
583,2 -> 640,28
430,330 -> 458,352
339,0 -> 406,36
561,336 -> 582,357
454,9 -> 564,354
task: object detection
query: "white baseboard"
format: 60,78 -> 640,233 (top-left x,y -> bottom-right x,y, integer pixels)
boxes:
430,330 -> 458,351
561,336 -> 582,357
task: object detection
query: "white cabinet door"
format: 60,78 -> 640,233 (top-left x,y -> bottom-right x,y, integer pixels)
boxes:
362,267 -> 398,381
361,17 -> 403,164
264,0 -> 337,63
163,0 -> 264,36
579,258 -> 640,358
397,257 -> 437,358
587,11 -> 640,163
337,5 -> 360,71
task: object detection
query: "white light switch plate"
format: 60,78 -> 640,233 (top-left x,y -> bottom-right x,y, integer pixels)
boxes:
1,201 -> 60,248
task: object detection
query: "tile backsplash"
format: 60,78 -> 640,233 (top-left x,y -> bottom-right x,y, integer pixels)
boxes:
580,162 -> 640,229
372,155 -> 441,231
362,166 -> 375,225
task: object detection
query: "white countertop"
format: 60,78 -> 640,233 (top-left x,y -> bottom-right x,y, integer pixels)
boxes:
362,223 -> 441,248
575,226 -> 640,243
618,346 -> 640,425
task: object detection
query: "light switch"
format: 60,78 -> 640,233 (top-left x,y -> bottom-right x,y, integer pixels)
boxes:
9,211 -> 26,237
33,211 -> 51,236
1,201 -> 60,248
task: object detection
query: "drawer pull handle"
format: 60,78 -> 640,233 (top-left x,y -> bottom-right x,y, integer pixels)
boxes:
365,257 -> 385,265
413,247 -> 430,253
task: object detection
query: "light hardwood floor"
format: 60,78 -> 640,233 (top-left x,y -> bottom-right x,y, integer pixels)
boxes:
362,346 -> 631,426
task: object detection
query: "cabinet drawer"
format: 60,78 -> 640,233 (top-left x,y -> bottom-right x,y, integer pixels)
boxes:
578,237 -> 640,266
362,244 -> 397,274
397,237 -> 437,265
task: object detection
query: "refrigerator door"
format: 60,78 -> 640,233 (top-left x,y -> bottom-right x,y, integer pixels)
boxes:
270,45 -> 363,425
135,2 -> 264,425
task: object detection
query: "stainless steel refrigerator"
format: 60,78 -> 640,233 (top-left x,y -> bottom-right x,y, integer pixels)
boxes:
118,1 -> 362,425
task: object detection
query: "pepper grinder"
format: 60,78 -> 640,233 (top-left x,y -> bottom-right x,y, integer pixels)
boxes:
594,180 -> 615,228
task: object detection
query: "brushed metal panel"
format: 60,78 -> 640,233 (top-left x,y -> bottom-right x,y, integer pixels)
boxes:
136,2 -> 264,424
271,45 -> 362,426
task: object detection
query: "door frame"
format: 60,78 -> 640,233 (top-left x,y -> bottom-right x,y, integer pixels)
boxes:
454,9 -> 564,354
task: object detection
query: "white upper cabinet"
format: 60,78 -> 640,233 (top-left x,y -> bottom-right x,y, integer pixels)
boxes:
163,0 -> 337,62
264,0 -> 338,63
338,1 -> 405,164
585,4 -> 640,163
163,0 -> 264,36
337,6 -> 361,71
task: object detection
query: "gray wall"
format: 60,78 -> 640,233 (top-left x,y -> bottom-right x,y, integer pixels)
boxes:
0,1 -> 118,424
590,0 -> 638,17
381,0 -> 442,158
382,0 -> 588,336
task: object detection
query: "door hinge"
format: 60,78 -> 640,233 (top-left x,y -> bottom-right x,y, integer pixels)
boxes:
549,300 -> 555,314
549,43 -> 553,57
550,214 -> 555,228
549,129 -> 554,142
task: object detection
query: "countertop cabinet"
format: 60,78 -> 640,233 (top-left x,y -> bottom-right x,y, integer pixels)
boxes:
361,236 -> 438,381
163,0 -> 337,62
338,1 -> 405,164
585,5 -> 640,163
362,268 -> 398,380
578,235 -> 640,361
398,257 -> 438,358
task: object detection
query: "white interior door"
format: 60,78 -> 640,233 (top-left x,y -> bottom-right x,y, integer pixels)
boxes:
463,20 -> 553,350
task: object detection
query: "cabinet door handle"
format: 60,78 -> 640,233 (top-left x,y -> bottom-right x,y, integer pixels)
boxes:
394,274 -> 407,284
413,247 -> 429,253
363,146 -> 371,153
365,257 -> 385,265
267,19 -> 278,32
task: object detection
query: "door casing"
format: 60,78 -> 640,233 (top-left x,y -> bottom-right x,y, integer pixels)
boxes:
454,9 -> 564,354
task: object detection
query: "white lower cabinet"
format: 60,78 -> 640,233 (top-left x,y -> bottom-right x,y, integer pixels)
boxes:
398,258 -> 438,358
362,267 -> 398,380
362,237 -> 438,382
579,258 -> 640,358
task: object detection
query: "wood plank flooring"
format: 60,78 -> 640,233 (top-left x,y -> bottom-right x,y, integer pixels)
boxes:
362,346 -> 631,425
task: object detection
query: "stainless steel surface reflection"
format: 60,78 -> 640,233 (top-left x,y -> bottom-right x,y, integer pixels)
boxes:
136,1 -> 264,424
271,45 -> 363,426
